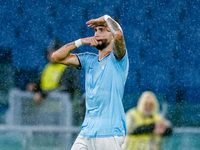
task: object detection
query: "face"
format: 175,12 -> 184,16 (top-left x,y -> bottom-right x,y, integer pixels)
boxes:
94,26 -> 113,50
144,102 -> 154,115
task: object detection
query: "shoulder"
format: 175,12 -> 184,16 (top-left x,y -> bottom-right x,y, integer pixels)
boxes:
76,52 -> 98,69
77,52 -> 98,58
77,52 -> 98,63
110,49 -> 129,63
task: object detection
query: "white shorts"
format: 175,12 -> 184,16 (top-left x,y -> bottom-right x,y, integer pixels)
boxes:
71,135 -> 125,150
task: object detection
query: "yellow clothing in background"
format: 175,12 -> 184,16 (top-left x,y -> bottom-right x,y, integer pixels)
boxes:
123,108 -> 163,150
122,91 -> 172,150
40,63 -> 67,91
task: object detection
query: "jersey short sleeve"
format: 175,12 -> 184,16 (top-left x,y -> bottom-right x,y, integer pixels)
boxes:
76,52 -> 98,70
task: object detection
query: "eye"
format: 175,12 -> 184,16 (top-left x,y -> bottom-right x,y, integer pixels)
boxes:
100,28 -> 105,32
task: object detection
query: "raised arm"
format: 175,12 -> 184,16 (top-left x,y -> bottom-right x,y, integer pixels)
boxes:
86,15 -> 126,60
105,15 -> 126,60
51,41 -> 79,67
51,37 -> 98,67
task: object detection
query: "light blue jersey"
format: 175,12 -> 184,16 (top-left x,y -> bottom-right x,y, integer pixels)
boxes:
77,50 -> 129,137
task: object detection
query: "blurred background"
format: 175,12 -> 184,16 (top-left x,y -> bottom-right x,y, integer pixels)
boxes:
0,0 -> 200,149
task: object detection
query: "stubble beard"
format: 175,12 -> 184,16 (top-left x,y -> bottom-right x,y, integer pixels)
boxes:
96,39 -> 110,50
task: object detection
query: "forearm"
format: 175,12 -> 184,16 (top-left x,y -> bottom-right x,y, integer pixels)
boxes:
51,41 -> 77,63
51,39 -> 85,67
104,15 -> 126,60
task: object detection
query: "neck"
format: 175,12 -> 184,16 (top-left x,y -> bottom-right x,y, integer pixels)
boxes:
98,42 -> 113,61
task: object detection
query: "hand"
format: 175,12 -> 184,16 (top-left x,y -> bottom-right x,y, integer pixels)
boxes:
153,121 -> 168,135
81,37 -> 98,47
86,16 -> 107,28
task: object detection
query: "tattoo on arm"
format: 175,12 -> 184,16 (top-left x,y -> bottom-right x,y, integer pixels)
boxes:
106,18 -> 125,60
113,37 -> 126,60
65,42 -> 75,48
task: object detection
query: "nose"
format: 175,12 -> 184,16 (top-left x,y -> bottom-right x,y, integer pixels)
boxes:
94,31 -> 99,37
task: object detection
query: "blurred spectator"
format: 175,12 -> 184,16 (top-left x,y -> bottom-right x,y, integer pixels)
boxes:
122,91 -> 173,150
26,39 -> 81,104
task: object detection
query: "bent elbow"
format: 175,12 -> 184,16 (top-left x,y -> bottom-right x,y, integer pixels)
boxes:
51,52 -> 59,63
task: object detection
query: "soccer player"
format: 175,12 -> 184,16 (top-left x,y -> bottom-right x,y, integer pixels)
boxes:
52,15 -> 129,150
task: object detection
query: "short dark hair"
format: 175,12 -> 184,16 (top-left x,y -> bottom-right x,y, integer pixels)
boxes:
113,17 -> 121,25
